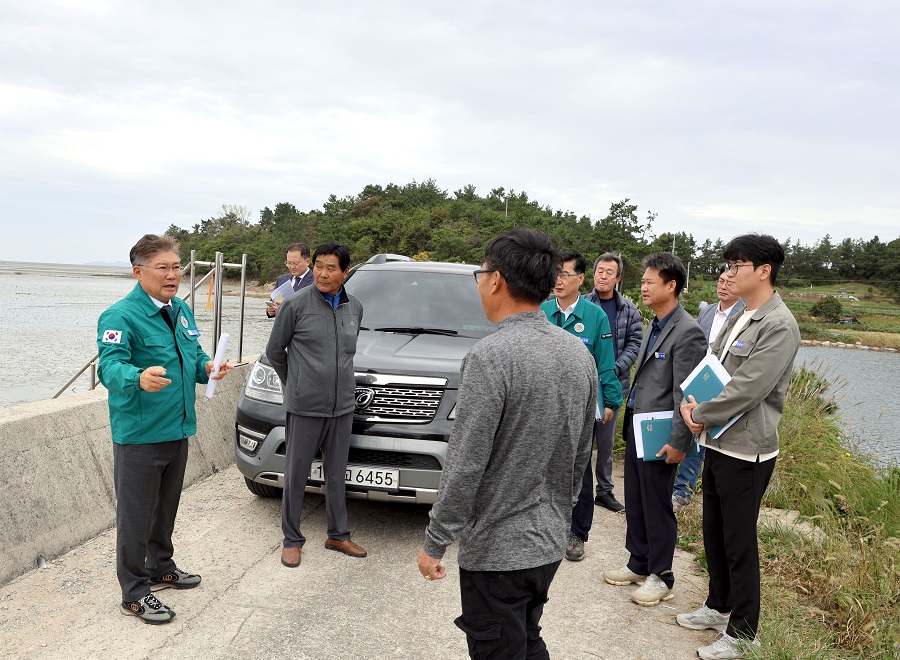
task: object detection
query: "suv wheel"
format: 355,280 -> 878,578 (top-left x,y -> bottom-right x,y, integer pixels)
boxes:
244,477 -> 283,498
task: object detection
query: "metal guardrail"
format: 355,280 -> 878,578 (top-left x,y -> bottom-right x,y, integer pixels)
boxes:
53,251 -> 248,399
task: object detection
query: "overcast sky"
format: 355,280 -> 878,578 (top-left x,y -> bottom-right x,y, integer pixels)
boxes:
2,0 -> 897,265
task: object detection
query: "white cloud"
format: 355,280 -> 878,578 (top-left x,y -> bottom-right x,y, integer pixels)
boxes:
1,0 -> 898,263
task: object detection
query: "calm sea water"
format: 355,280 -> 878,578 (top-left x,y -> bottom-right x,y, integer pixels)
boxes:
1,261 -> 897,463
0,261 -> 275,407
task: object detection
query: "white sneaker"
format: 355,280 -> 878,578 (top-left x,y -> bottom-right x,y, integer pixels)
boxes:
697,632 -> 761,659
630,574 -> 673,606
676,603 -> 730,631
603,565 -> 647,586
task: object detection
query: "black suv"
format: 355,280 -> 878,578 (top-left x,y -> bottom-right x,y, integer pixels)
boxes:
234,260 -> 496,503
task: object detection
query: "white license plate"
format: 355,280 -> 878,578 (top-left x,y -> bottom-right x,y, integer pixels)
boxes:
309,461 -> 399,490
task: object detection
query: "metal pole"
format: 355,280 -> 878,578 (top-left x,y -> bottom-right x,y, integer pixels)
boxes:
90,361 -> 97,390
212,252 -> 223,357
190,249 -> 196,314
238,253 -> 247,363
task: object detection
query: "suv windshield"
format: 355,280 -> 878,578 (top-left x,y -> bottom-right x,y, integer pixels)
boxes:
346,269 -> 496,339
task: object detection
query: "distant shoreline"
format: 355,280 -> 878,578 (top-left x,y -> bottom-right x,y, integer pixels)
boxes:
800,338 -> 897,352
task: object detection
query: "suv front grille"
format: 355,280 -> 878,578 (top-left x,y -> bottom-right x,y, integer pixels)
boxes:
355,385 -> 444,423
347,448 -> 441,470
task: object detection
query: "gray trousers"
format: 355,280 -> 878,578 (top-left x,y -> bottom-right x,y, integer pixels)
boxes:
113,439 -> 187,602
282,411 -> 353,548
594,410 -> 619,496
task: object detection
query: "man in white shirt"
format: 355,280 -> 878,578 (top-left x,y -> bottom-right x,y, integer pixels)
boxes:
677,234 -> 800,660
266,243 -> 313,318
672,268 -> 745,510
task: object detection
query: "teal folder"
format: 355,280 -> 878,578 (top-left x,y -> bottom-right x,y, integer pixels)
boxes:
632,411 -> 674,462
679,354 -> 741,440
681,363 -> 728,405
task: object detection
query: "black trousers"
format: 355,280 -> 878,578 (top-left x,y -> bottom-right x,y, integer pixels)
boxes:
113,439 -> 188,602
702,449 -> 776,639
282,411 -> 353,547
623,410 -> 678,587
570,461 -> 594,542
456,561 -> 561,660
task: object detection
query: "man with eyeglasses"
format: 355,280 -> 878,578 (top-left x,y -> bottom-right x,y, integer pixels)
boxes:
540,250 -> 622,562
97,233 -> 232,624
417,229 -> 597,659
677,235 -> 800,659
585,252 -> 643,513
672,266 -> 745,512
266,242 -> 312,317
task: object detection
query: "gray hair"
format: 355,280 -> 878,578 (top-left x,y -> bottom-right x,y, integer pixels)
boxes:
593,252 -> 624,278
130,234 -> 181,266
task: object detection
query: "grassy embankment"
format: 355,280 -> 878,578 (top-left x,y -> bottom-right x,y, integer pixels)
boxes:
676,367 -> 900,658
664,280 -> 900,350
779,283 -> 900,350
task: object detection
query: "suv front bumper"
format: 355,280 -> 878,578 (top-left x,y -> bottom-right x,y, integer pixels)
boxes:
236,424 -> 446,504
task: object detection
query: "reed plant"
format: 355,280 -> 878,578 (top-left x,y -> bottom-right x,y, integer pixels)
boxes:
676,363 -> 900,658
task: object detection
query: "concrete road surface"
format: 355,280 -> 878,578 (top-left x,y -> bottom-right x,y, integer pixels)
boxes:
0,461 -> 717,659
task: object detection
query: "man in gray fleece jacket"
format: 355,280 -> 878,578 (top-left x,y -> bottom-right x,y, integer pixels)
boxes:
416,228 -> 598,660
266,243 -> 366,568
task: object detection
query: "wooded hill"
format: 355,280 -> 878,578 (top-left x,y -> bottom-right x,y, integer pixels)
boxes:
165,179 -> 900,297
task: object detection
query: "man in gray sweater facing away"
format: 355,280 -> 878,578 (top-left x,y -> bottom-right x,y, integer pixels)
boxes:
416,228 -> 598,659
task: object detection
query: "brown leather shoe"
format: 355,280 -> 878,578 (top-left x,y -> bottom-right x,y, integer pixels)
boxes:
281,546 -> 301,568
324,537 -> 367,558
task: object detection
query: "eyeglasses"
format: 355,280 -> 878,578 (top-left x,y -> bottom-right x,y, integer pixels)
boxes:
557,272 -> 581,280
141,265 -> 182,275
285,260 -> 306,267
473,269 -> 498,283
723,262 -> 754,275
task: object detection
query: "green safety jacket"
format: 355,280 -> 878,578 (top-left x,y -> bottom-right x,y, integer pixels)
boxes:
97,283 -> 211,444
541,296 -> 623,410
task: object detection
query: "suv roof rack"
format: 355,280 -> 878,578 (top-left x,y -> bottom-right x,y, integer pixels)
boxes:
366,254 -> 412,264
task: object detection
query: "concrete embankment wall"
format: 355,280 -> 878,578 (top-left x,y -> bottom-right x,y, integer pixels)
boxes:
0,361 -> 251,586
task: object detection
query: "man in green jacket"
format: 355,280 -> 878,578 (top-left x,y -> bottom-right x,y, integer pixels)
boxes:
97,234 -> 231,624
541,250 -> 623,562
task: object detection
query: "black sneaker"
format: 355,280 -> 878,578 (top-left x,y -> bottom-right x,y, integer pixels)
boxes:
149,567 -> 201,591
595,492 -> 625,513
565,532 -> 585,562
120,594 -> 175,625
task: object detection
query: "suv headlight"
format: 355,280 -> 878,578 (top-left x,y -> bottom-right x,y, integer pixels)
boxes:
244,361 -> 283,404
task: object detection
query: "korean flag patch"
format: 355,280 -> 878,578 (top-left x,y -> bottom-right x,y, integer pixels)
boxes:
102,330 -> 122,344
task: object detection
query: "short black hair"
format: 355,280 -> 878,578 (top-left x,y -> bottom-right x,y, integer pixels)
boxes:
286,242 -> 310,258
313,243 -> 351,271
642,252 -> 688,296
558,250 -> 586,275
483,228 -> 558,304
594,252 -> 623,278
722,234 -> 784,285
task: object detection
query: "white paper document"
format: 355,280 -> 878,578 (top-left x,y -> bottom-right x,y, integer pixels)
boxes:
204,333 -> 229,399
270,280 -> 298,304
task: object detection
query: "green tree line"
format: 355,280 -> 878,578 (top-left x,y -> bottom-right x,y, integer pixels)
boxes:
165,179 -> 900,297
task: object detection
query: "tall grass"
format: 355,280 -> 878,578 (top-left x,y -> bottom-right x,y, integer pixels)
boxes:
676,364 -> 900,658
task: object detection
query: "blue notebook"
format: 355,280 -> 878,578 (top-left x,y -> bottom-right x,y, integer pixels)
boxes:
679,354 -> 742,440
632,411 -> 674,461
